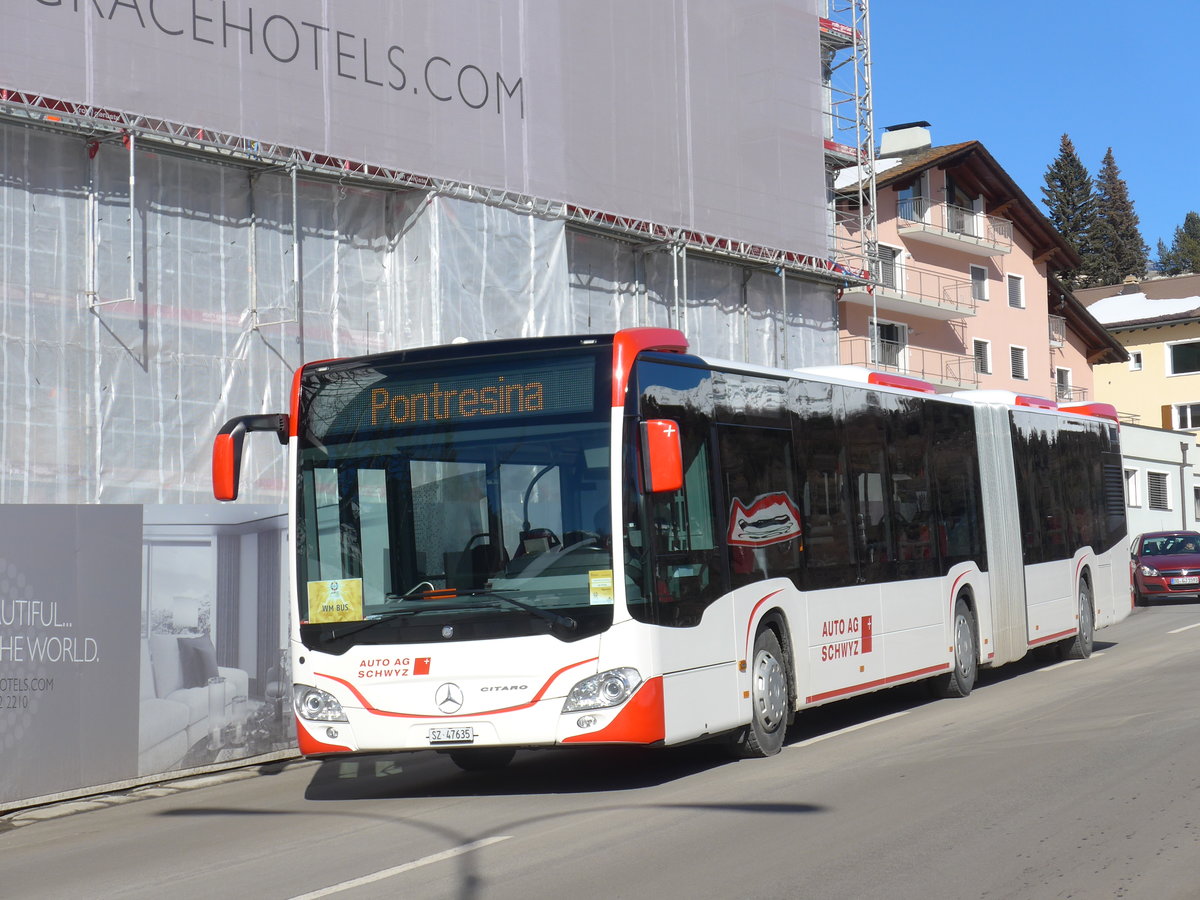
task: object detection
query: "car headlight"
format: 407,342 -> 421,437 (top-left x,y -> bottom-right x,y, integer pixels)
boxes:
294,685 -> 348,722
1138,564 -> 1159,577
562,668 -> 642,712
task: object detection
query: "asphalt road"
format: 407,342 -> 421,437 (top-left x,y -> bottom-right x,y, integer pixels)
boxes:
4,601 -> 1199,900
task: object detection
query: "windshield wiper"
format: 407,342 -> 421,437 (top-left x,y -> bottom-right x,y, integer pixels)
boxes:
315,601 -> 472,643
459,588 -> 578,632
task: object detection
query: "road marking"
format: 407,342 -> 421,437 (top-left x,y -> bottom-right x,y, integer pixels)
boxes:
789,710 -> 910,749
1036,649 -> 1106,672
289,836 -> 512,899
1168,621 -> 1200,634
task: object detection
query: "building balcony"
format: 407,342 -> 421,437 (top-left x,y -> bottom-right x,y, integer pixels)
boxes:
840,262 -> 976,321
1055,384 -> 1088,403
896,198 -> 1013,257
839,335 -> 979,390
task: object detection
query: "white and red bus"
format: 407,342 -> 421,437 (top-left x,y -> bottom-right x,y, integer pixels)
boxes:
213,328 -> 1130,767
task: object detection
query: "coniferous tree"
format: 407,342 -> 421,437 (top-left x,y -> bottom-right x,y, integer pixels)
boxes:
1091,147 -> 1149,285
1041,134 -> 1098,287
1157,211 -> 1200,275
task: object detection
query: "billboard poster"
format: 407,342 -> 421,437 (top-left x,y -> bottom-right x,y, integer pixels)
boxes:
0,504 -> 292,810
2,0 -> 826,258
0,505 -> 142,804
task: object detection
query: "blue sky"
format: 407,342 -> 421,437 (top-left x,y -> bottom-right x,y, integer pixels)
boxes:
870,2 -> 1200,258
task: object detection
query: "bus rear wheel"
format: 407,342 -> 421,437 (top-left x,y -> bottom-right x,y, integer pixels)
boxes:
930,598 -> 977,699
1065,578 -> 1094,660
733,628 -> 789,758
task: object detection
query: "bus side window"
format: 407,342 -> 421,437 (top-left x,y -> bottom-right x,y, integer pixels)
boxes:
791,381 -> 855,590
719,425 -> 801,590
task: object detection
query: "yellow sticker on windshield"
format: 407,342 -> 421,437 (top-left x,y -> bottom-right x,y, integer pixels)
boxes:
588,570 -> 614,606
308,578 -> 364,623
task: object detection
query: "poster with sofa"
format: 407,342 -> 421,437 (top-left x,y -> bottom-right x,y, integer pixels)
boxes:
1,504 -> 293,811
139,505 -> 293,778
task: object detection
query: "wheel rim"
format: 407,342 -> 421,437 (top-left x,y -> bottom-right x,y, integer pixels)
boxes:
1080,584 -> 1094,644
752,647 -> 787,733
954,612 -> 975,679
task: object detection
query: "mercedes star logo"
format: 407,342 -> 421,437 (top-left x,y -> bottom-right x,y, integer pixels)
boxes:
436,682 -> 464,714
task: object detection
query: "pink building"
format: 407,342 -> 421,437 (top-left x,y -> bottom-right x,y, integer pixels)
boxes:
836,124 -> 1125,396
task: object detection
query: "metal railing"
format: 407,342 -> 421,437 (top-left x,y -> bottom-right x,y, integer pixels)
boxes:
896,197 -> 1013,251
839,335 -> 979,389
1055,384 -> 1087,402
870,257 -> 976,315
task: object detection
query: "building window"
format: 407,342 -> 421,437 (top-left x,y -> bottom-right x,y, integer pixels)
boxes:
1007,274 -> 1024,309
1124,469 -> 1140,507
973,339 -> 991,375
1174,402 -> 1200,430
970,265 -> 988,302
869,318 -> 907,369
1129,350 -> 1143,372
1168,340 -> 1200,375
1055,367 -> 1072,401
1147,471 -> 1170,510
877,245 -> 901,290
1194,486 -> 1200,522
1010,345 -> 1027,380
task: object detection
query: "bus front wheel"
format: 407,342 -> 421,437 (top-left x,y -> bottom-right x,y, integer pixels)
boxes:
733,628 -> 789,758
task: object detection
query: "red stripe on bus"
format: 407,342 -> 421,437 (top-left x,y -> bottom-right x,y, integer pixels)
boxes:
314,656 -> 599,719
805,663 -> 949,704
1029,628 -> 1075,646
562,676 -> 665,744
743,589 -> 786,657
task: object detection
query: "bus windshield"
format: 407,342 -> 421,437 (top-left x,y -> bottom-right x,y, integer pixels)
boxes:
294,348 -> 614,646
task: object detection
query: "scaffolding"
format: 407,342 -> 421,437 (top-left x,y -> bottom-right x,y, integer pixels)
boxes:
820,0 -> 877,277
0,85 -> 861,287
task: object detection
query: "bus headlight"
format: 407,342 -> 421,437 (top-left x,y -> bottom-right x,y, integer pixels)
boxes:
294,685 -> 348,722
562,668 -> 642,712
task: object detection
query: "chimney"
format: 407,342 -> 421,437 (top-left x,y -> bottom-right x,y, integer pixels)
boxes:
879,121 -> 932,158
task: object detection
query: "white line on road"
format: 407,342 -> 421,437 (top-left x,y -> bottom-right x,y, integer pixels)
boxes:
289,836 -> 513,899
1036,650 -> 1106,672
1168,621 -> 1200,634
788,710 -> 911,749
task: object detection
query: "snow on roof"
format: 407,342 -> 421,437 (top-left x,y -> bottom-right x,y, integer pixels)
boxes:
833,156 -> 904,191
1088,292 -> 1200,326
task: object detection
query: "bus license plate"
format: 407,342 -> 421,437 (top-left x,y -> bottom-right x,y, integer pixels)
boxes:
1171,576 -> 1199,585
427,726 -> 475,744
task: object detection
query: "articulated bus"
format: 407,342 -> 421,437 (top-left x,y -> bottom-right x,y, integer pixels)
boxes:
213,328 -> 1129,767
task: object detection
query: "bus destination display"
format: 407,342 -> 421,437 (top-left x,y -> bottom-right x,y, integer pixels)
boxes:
313,355 -> 597,437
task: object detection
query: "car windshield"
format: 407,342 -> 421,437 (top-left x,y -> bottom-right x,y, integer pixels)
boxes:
294,348 -> 615,645
1142,536 -> 1200,555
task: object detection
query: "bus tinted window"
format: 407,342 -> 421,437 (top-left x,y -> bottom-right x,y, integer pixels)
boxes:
789,380 -> 855,589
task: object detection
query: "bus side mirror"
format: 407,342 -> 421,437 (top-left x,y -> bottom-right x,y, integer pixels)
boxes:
213,414 -> 289,501
641,419 -> 683,493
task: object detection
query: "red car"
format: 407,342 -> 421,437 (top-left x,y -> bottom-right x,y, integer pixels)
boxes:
1131,531 -> 1200,605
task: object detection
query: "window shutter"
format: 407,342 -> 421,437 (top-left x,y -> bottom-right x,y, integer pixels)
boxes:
973,340 -> 990,374
1148,472 -> 1169,510
1010,346 -> 1026,380
1007,275 -> 1022,308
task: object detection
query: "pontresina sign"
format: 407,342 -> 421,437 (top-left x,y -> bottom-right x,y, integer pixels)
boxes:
3,0 -> 826,258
